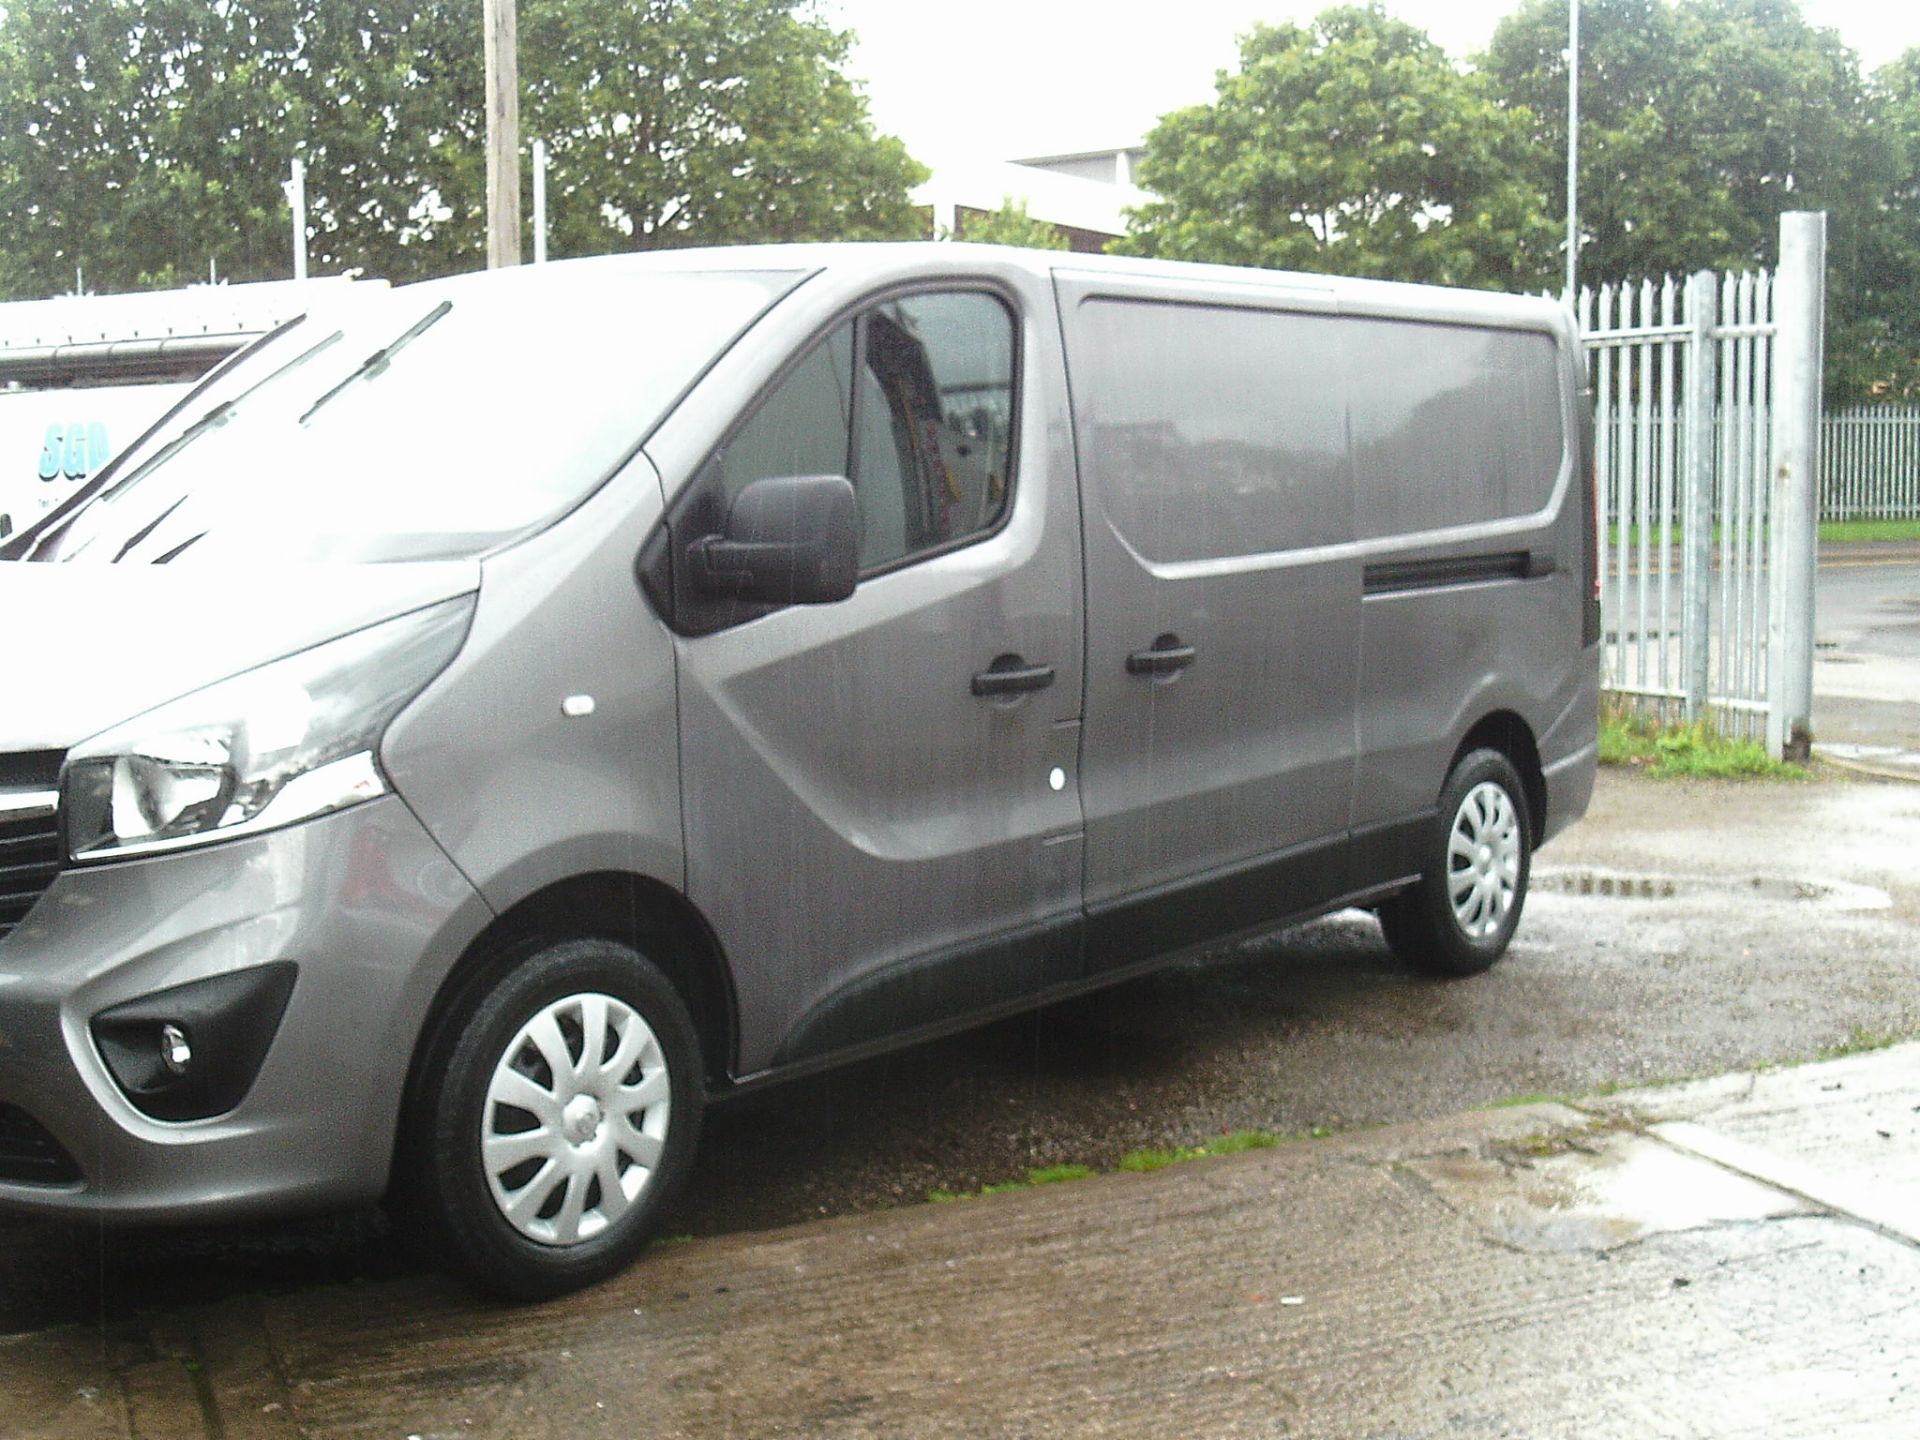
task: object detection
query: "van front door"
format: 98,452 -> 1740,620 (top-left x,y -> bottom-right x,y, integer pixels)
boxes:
668,286 -> 1084,1076
1057,277 -> 1362,976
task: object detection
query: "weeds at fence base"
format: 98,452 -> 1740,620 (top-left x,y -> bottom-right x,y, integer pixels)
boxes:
1599,702 -> 1807,780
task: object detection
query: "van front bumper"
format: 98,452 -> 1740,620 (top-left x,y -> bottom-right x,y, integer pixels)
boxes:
0,795 -> 490,1223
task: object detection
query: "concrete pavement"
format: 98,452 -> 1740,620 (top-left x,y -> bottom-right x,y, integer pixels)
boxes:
1814,544 -> 1920,781
5,1040 -> 1918,1439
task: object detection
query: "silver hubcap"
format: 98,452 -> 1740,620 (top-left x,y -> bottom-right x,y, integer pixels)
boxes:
482,992 -> 670,1247
1448,781 -> 1522,939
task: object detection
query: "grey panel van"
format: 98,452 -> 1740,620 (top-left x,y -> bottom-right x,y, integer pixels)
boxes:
0,245 -> 1598,1297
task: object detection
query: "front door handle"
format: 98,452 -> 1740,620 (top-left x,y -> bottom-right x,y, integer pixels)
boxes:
971,654 -> 1057,697
1126,635 -> 1197,676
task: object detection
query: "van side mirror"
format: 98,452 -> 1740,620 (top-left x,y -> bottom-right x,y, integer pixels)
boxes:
689,473 -> 859,606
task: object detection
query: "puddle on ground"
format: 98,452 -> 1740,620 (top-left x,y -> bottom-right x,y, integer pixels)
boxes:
1533,867 -> 1892,911
1408,1129 -> 1815,1255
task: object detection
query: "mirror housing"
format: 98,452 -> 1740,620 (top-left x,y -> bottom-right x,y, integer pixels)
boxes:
690,473 -> 859,606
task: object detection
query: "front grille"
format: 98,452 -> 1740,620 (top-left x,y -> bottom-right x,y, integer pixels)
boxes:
0,1103 -> 82,1186
0,750 -> 64,943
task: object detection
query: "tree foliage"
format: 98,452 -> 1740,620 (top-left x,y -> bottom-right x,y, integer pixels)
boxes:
0,0 -> 926,299
1855,49 -> 1920,397
1116,5 -> 1558,291
954,198 -> 1069,251
1482,0 -> 1901,399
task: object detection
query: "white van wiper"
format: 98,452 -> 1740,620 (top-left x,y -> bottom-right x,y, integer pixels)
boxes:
298,301 -> 452,426
97,326 -> 346,504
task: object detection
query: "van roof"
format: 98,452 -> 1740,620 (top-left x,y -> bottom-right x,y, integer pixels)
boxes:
409,242 -> 1572,337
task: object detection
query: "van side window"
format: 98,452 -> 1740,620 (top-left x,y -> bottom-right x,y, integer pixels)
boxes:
709,324 -> 855,506
699,291 -> 1016,577
1070,299 -> 1351,564
1343,319 -> 1564,539
852,293 -> 1015,571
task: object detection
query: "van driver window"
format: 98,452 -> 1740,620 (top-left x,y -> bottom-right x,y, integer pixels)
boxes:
851,293 -> 1015,571
703,291 -> 1016,576
710,325 -> 854,506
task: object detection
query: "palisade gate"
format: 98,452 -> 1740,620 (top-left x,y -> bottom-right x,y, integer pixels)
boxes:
1575,211 -> 1825,759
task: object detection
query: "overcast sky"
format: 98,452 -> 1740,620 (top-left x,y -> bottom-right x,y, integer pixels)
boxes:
824,0 -> 1920,167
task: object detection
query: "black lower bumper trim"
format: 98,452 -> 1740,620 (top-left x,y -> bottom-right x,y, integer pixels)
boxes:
0,1102 -> 82,1186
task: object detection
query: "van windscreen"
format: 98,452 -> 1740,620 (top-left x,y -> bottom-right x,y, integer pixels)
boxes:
28,267 -> 799,565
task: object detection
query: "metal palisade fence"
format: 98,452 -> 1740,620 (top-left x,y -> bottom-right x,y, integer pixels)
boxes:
1574,212 -> 1826,756
1823,406 -> 1920,521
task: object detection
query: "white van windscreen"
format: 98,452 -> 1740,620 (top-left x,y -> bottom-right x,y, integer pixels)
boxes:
29,268 -> 798,565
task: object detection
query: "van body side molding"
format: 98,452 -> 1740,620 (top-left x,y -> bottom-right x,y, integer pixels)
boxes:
772,913 -> 1084,1067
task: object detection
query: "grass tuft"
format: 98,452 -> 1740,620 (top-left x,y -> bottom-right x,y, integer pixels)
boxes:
1119,1129 -> 1284,1173
1599,705 -> 1806,780
1816,1024 -> 1906,1061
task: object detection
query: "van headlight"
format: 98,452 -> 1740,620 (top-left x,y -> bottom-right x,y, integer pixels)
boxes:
63,596 -> 474,862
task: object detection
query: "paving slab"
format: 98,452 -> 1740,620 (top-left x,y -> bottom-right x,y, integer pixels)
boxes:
12,1075 -> 1920,1440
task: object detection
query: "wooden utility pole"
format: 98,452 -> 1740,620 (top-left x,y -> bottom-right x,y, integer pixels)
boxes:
484,0 -> 521,268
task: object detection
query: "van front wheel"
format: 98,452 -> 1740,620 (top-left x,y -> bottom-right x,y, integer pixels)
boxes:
411,938 -> 703,1300
1378,748 -> 1531,977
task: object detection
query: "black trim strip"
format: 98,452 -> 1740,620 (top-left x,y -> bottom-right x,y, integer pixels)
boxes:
1363,550 -> 1552,596
1085,834 -> 1347,975
772,913 -> 1081,1067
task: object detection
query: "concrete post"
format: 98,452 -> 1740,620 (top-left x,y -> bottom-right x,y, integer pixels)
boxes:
1766,211 -> 1826,760
289,158 -> 309,282
1683,270 -> 1717,719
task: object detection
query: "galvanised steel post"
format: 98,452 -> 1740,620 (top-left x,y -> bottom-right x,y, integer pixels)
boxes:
1766,211 -> 1826,760
1683,270 -> 1717,720
289,158 -> 309,282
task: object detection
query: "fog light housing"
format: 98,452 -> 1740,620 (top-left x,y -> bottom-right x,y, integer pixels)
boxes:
92,963 -> 297,1122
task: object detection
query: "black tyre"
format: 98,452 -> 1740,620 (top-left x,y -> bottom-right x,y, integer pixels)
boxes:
406,938 -> 703,1300
1378,748 -> 1532,978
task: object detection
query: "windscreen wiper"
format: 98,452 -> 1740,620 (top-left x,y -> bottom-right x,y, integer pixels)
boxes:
298,300 -> 453,426
1,312 -> 314,561
96,326 -> 346,504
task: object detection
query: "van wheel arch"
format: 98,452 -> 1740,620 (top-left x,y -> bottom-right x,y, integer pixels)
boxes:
1451,711 -> 1545,847
391,873 -> 736,1199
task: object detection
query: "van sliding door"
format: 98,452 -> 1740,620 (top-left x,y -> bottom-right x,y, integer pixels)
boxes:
1056,277 -> 1361,975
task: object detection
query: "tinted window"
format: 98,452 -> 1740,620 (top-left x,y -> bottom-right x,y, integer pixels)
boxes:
853,293 -> 1014,571
703,290 -> 1016,575
1071,299 -> 1351,564
710,325 -> 855,505
1344,319 -> 1564,539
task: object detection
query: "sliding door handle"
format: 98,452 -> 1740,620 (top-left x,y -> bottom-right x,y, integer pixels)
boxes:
971,655 -> 1056,697
1126,636 -> 1197,676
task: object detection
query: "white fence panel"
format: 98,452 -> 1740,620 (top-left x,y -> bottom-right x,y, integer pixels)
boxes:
1581,268 -> 1778,739
1823,406 -> 1920,521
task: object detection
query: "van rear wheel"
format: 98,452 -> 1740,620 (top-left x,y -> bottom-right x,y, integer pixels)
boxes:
1378,748 -> 1531,977
408,938 -> 703,1300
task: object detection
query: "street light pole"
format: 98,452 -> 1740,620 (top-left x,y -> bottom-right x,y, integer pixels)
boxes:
484,0 -> 521,268
1565,0 -> 1580,306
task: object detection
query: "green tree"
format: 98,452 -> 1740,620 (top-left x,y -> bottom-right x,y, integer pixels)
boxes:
0,0 -> 925,299
1852,50 -> 1920,398
521,0 -> 924,255
1481,0 -> 1896,399
1484,0 -> 1888,276
1116,5 -> 1557,291
952,198 -> 1068,250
